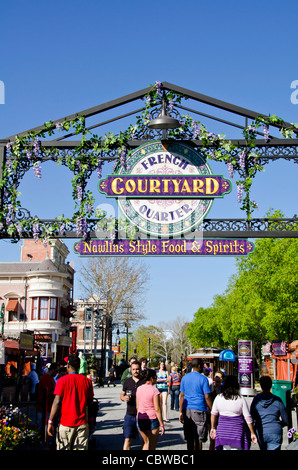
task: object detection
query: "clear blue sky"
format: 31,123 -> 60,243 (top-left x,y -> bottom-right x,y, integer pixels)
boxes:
0,0 -> 298,327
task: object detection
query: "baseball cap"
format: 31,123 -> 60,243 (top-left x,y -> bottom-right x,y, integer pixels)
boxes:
64,353 -> 80,368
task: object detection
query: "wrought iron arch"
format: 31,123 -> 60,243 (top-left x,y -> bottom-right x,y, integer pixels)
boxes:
0,81 -> 298,240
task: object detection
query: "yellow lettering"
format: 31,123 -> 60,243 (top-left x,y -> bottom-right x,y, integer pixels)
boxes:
206,240 -> 213,254
191,241 -> 202,253
172,179 -> 182,192
180,180 -> 192,193
193,179 -> 205,193
111,177 -> 124,195
162,179 -> 171,193
83,242 -> 92,254
125,179 -> 136,193
137,179 -> 148,193
206,178 -> 219,195
129,240 -> 136,253
149,179 -> 161,193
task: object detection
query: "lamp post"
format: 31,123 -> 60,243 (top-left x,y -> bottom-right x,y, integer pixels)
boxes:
148,337 -> 151,366
0,303 -> 4,336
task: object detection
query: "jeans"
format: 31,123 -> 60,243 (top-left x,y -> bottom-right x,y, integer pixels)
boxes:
170,386 -> 180,411
257,431 -> 282,450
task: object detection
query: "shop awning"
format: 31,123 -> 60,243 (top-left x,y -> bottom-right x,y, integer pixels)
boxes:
6,299 -> 19,311
219,349 -> 236,361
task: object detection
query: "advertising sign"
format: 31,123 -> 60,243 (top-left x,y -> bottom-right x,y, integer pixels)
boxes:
238,340 -> 255,395
100,140 -> 231,238
74,238 -> 254,257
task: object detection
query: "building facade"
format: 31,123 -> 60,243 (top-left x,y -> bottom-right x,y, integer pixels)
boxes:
71,298 -> 116,376
0,239 -> 75,365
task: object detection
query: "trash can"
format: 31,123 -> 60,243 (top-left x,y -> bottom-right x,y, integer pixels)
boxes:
272,380 -> 292,408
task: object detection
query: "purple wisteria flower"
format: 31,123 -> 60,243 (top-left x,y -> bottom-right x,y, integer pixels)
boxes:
26,149 -> 32,160
207,132 -> 217,140
263,124 -> 270,141
155,81 -> 162,96
120,149 -> 126,167
77,184 -> 83,202
33,162 -> 42,179
33,223 -> 40,242
59,224 -> 65,235
97,160 -> 103,178
55,122 -> 62,129
239,151 -> 246,170
227,162 -> 234,179
192,122 -> 200,139
87,203 -> 93,214
6,142 -> 12,152
247,125 -> 257,137
76,216 -> 88,239
237,183 -> 244,202
168,100 -> 174,112
33,138 -> 41,157
146,95 -> 151,106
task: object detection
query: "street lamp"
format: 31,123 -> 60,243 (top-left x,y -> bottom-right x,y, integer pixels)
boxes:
0,303 -> 5,336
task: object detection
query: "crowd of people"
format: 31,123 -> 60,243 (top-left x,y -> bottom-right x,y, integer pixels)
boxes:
23,351 -> 289,452
119,356 -> 289,451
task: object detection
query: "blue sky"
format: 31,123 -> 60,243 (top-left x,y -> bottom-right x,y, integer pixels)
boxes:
0,0 -> 298,327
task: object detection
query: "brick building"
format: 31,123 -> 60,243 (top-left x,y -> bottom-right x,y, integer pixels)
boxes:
0,239 -> 75,365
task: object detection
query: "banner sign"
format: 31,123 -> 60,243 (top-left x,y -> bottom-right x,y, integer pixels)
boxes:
99,175 -> 231,198
238,340 -> 255,395
99,140 -> 231,238
74,238 -> 254,257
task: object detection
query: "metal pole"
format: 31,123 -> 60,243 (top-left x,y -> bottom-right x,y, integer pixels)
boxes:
126,323 -> 128,363
0,303 -> 4,336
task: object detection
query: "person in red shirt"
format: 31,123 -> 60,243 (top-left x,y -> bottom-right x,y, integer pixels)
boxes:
37,362 -> 58,438
47,353 -> 94,450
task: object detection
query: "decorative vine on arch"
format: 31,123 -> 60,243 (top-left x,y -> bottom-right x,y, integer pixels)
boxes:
1,81 -> 298,243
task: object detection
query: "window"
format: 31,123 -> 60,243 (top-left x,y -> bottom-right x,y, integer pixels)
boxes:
7,299 -> 19,322
49,298 -> 57,320
31,297 -> 59,320
85,327 -> 91,341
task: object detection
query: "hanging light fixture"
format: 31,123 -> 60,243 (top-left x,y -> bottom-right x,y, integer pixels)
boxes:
148,100 -> 180,130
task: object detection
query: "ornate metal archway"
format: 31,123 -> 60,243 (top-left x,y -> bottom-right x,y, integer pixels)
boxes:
0,81 -> 297,240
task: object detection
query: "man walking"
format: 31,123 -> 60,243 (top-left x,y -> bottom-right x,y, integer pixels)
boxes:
47,352 -> 94,450
120,361 -> 145,450
120,356 -> 138,386
179,358 -> 212,451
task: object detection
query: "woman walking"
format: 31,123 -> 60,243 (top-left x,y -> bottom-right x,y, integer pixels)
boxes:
169,365 -> 181,412
156,360 -> 169,421
210,375 -> 258,450
136,368 -> 165,450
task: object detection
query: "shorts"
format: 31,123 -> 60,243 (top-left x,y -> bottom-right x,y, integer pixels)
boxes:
56,423 -> 89,450
123,414 -> 139,439
183,409 -> 208,443
157,388 -> 168,393
137,418 -> 159,432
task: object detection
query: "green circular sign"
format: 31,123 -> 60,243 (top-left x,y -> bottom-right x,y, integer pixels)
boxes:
118,141 -> 214,237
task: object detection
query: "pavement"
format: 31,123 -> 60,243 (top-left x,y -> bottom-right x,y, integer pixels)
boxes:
90,380 -> 297,452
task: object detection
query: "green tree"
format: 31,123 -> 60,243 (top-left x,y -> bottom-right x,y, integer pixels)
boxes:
187,213 -> 298,359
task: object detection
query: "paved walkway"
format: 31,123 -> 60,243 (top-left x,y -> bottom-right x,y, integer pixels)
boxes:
90,381 -> 296,451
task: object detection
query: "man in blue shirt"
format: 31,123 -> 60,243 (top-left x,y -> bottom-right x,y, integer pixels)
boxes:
179,358 -> 212,451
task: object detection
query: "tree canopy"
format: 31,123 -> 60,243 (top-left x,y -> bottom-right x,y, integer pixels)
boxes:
186,218 -> 298,358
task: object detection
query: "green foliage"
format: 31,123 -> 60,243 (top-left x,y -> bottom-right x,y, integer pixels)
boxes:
187,212 -> 298,354
1,82 -> 297,242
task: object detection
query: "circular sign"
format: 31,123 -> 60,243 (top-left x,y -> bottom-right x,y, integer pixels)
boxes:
117,141 -> 214,237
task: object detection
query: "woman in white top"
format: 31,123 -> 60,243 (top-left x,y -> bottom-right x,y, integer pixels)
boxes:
210,375 -> 257,450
